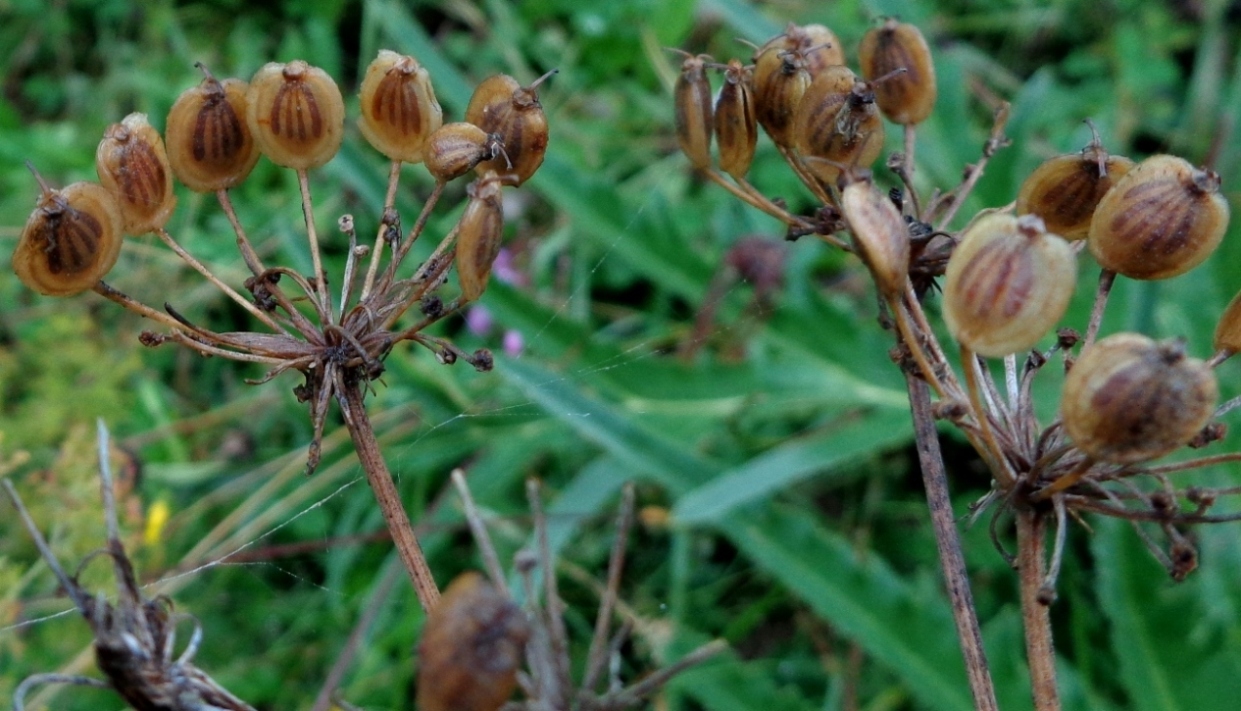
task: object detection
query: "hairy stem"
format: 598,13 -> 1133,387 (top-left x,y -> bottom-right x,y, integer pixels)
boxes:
1017,509 -> 1061,711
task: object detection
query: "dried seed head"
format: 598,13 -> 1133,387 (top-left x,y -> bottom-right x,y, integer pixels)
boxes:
1062,333 -> 1217,464
714,59 -> 758,180
358,50 -> 443,164
753,44 -> 812,150
246,60 -> 345,170
943,213 -> 1077,357
1016,127 -> 1134,240
1213,288 -> 1241,355
1089,154 -> 1230,279
857,19 -> 937,125
672,52 -> 714,170
95,113 -> 177,235
794,66 -> 885,185
165,65 -> 260,192
465,71 -> 554,185
14,169 -> 124,296
840,175 -> 910,298
455,172 -> 506,301
757,23 -> 845,78
426,122 -> 504,183
416,571 -> 529,711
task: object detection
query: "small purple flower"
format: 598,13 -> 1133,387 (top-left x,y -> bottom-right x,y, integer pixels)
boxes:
465,305 -> 494,336
503,329 -> 524,357
492,248 -> 527,286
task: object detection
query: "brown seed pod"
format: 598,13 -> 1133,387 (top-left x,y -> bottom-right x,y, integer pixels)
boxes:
943,213 -> 1077,357
1062,333 -> 1217,464
857,19 -> 937,125
416,571 -> 529,711
455,172 -> 506,301
752,44 -> 812,151
426,122 -> 505,183
794,66 -> 885,185
465,71 -> 554,186
95,113 -> 177,235
14,170 -> 124,297
756,23 -> 845,78
358,50 -> 443,164
1016,128 -> 1134,240
1089,154 -> 1229,280
672,52 -> 713,170
246,60 -> 345,170
1213,288 -> 1241,355
840,174 -> 910,298
714,59 -> 758,180
165,64 -> 260,192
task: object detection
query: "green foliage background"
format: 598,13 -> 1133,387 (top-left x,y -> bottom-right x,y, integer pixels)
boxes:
3,0 -> 1241,709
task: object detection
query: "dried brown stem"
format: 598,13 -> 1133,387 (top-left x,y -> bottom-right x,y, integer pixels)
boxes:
297,169 -> 331,321
932,102 -> 1011,231
216,189 -> 267,278
583,482 -> 636,692
1016,509 -> 1061,711
1083,269 -> 1116,349
452,468 -> 509,594
361,160 -> 403,302
961,344 -> 1017,488
380,181 -> 446,294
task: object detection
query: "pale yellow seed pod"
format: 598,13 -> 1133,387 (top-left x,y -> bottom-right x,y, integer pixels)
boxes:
14,173 -> 124,297
165,66 -> 260,192
943,213 -> 1076,357
426,122 -> 504,183
841,176 -> 909,298
1016,133 -> 1133,240
672,53 -> 713,170
714,59 -> 757,181
465,72 -> 553,186
1062,333 -> 1217,464
455,172 -> 506,301
246,60 -> 345,170
858,19 -> 937,125
753,45 -> 811,151
358,50 -> 443,164
95,113 -> 177,235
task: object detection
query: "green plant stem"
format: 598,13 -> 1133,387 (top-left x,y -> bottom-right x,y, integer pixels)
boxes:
1017,509 -> 1061,711
339,380 -> 440,612
906,374 -> 1000,711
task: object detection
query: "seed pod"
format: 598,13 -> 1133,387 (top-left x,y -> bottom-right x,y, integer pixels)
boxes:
1062,333 -> 1217,464
95,113 -> 177,235
840,175 -> 910,298
426,122 -> 504,183
165,64 -> 260,192
795,66 -> 885,185
757,23 -> 845,78
1213,289 -> 1241,355
358,50 -> 443,164
714,59 -> 758,180
672,53 -> 713,170
416,571 -> 529,711
857,19 -> 937,125
14,170 -> 124,297
246,60 -> 345,170
455,172 -> 505,301
1016,130 -> 1134,240
1089,155 -> 1229,280
465,71 -> 553,186
943,213 -> 1076,357
753,44 -> 812,151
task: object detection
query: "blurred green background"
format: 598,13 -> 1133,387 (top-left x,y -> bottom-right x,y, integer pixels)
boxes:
3,0 -> 1241,709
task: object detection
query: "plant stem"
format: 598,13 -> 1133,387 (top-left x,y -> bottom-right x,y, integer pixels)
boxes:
906,375 -> 999,711
1017,509 -> 1061,711
338,380 -> 440,612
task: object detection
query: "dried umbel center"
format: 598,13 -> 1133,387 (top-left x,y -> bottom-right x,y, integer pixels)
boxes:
857,19 -> 937,126
358,50 -> 443,164
841,176 -> 909,298
757,23 -> 845,78
416,571 -> 529,711
246,60 -> 345,170
794,66 -> 885,185
943,213 -> 1076,357
1089,154 -> 1230,280
426,122 -> 503,183
1062,333 -> 1217,464
165,66 -> 260,192
95,112 -> 177,235
14,174 -> 124,296
714,59 -> 758,180
1016,134 -> 1133,241
673,53 -> 713,170
753,45 -> 812,151
455,173 -> 506,301
464,71 -> 553,186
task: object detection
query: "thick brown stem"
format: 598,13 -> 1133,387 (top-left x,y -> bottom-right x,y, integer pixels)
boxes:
906,375 -> 1000,711
339,381 -> 440,611
1017,509 -> 1061,711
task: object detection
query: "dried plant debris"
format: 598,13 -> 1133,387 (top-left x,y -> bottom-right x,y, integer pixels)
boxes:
3,421 -> 254,711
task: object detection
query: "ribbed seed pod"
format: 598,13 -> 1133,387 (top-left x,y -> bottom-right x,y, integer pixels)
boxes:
794,66 -> 885,185
464,71 -> 553,186
426,122 -> 504,183
165,65 -> 260,192
1213,289 -> 1241,355
14,171 -> 124,296
1089,154 -> 1229,280
673,53 -> 713,170
840,175 -> 909,298
1062,333 -> 1217,464
714,59 -> 757,180
753,45 -> 811,151
95,113 -> 177,235
857,19 -> 937,125
943,213 -> 1076,357
757,23 -> 845,78
416,572 -> 529,711
455,172 -> 506,301
358,50 -> 443,164
246,60 -> 345,170
1016,131 -> 1133,240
